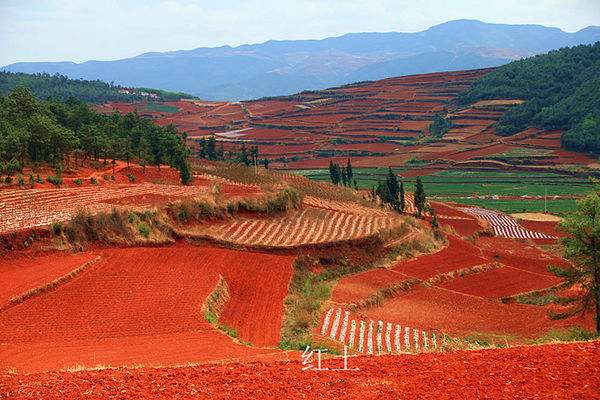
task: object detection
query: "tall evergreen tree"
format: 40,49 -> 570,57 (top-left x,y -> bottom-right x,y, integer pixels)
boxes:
332,163 -> 342,185
399,180 -> 405,213
552,190 -> 600,333
198,137 -> 207,159
328,160 -> 335,183
414,177 -> 426,217
346,158 -> 353,183
206,135 -> 216,160
341,167 -> 348,187
385,167 -> 400,211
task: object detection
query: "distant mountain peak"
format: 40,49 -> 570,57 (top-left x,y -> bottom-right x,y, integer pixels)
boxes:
3,20 -> 598,101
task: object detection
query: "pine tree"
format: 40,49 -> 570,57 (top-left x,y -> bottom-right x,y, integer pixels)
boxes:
240,143 -> 250,166
331,163 -> 341,185
399,181 -> 405,213
414,177 -> 426,217
178,157 -> 192,185
346,158 -> 353,183
328,160 -> 335,183
198,137 -> 206,159
376,180 -> 389,205
341,167 -> 348,186
386,167 -> 400,211
206,136 -> 216,160
552,190 -> 600,333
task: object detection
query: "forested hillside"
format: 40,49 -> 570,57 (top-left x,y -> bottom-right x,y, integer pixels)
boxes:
0,86 -> 192,182
458,42 -> 600,153
0,72 -> 195,104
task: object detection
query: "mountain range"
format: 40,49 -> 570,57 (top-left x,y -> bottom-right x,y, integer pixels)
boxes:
3,19 -> 600,101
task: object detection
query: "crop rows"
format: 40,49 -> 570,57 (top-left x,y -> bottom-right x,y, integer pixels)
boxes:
458,207 -> 557,239
320,307 -> 440,354
0,184 -> 209,233
190,206 -> 400,247
302,196 -> 390,216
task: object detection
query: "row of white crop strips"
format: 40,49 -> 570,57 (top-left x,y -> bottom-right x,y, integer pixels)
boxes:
195,206 -> 398,247
459,206 -> 557,240
320,307 -> 441,354
0,183 -> 209,233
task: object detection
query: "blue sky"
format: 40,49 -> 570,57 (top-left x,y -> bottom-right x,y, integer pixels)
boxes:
1,0 -> 599,65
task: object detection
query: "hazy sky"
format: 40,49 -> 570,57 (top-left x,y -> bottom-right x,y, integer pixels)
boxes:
1,0 -> 599,65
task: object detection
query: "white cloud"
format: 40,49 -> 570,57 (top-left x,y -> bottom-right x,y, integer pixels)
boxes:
0,0 -> 599,65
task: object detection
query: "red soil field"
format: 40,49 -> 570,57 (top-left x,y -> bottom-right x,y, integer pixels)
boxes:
331,236 -> 486,304
439,265 -> 561,298
0,252 -> 96,305
321,142 -> 400,153
475,236 -> 569,275
361,285 -> 592,338
4,341 -> 597,399
0,244 -> 294,372
331,268 -> 409,304
444,143 -> 512,161
520,220 -> 567,238
440,217 -> 484,236
390,236 -> 488,279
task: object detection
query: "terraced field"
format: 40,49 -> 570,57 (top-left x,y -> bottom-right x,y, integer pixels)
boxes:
182,200 -> 402,248
0,183 -> 211,234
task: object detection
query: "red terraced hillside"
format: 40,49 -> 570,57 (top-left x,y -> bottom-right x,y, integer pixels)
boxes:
95,68 -> 596,172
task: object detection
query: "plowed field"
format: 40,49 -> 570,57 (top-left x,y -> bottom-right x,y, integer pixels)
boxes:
2,341 -> 598,399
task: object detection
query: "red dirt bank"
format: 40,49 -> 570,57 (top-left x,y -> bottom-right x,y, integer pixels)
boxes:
2,341 -> 598,399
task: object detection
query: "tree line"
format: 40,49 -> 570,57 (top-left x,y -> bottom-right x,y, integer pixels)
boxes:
458,42 -> 600,154
0,71 -> 195,104
0,86 -> 192,184
197,136 -> 269,169
328,160 -> 428,218
328,159 -> 356,188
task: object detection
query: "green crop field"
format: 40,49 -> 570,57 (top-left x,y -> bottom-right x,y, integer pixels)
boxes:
142,102 -> 179,113
288,168 -> 593,213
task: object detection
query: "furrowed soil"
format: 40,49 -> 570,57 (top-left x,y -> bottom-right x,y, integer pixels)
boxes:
0,243 -> 294,373
2,341 -> 598,399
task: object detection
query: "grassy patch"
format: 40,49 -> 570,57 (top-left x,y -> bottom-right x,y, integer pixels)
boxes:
141,102 -> 179,113
532,326 -> 598,344
279,261 -> 334,350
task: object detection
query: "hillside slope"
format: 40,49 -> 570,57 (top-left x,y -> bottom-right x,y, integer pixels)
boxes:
459,42 -> 600,153
0,71 -> 195,103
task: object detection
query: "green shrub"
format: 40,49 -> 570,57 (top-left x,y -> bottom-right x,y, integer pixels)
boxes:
138,222 -> 150,238
90,177 -> 98,185
17,174 -> 25,187
126,173 -> 136,183
4,176 -> 13,184
46,175 -> 62,186
73,178 -> 83,186
51,222 -> 62,235
102,175 -> 110,181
